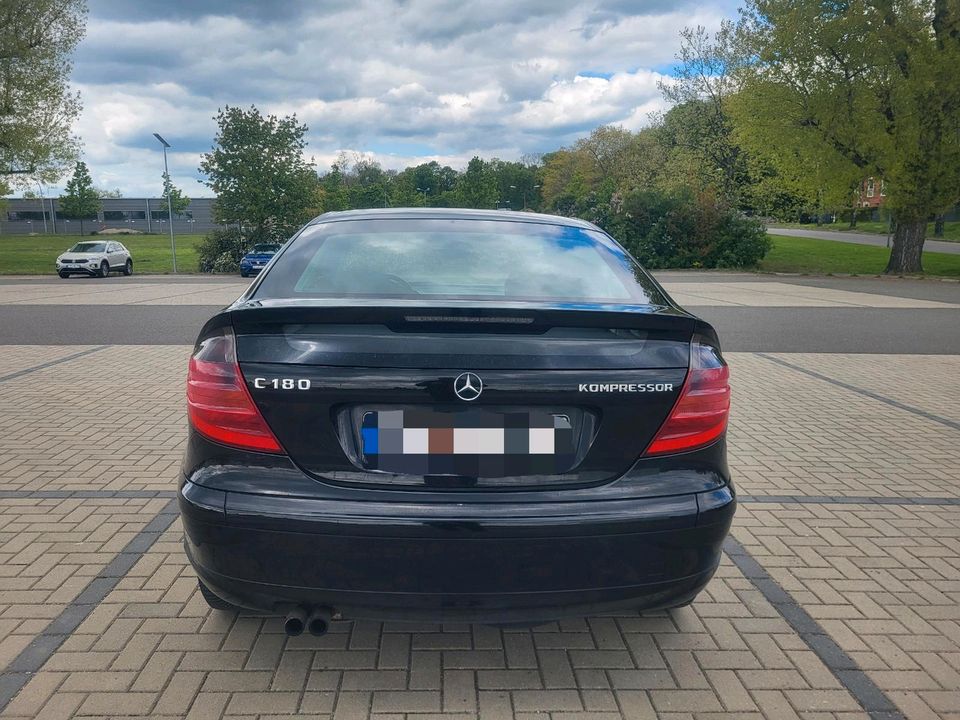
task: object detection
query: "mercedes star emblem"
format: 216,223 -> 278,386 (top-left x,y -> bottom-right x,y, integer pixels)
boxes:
453,372 -> 483,401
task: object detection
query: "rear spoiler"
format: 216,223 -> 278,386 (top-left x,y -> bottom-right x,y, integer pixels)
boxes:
227,299 -> 698,336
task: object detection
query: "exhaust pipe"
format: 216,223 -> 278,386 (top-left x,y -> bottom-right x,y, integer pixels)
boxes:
306,607 -> 332,636
283,607 -> 307,636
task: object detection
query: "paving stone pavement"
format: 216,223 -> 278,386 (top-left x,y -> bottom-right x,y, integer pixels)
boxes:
733,503 -> 960,719
0,498 -> 172,674
0,347 -> 103,380
0,346 -> 188,494
0,282 -> 245,307
2,278 -> 957,310
0,520 -> 874,720
0,343 -> 957,719
759,353 -> 960,425
727,354 -> 960,500
663,282 -> 960,309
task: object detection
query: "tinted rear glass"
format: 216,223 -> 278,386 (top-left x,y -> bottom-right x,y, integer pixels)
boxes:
254,218 -> 665,305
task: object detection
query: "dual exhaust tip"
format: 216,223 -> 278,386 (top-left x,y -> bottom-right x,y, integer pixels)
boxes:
284,606 -> 331,637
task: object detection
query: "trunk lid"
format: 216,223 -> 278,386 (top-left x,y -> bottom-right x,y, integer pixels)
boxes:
234,300 -> 693,490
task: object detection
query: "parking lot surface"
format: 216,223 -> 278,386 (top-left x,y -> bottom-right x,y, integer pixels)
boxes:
0,273 -> 957,719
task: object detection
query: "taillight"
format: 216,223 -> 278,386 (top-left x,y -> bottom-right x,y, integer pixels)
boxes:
645,336 -> 730,456
186,327 -> 283,453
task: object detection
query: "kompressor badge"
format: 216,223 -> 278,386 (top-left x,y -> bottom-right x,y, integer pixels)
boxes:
578,383 -> 675,393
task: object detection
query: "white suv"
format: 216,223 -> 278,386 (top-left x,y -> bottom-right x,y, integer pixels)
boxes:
56,240 -> 133,278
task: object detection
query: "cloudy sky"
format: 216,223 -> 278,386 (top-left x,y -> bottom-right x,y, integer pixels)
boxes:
59,0 -> 741,197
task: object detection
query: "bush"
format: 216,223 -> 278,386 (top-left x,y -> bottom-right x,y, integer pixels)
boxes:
604,190 -> 771,269
838,207 -> 879,225
211,251 -> 239,273
197,228 -> 246,273
708,213 -> 772,267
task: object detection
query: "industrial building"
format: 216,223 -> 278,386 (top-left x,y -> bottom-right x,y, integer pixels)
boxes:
1,197 -> 223,235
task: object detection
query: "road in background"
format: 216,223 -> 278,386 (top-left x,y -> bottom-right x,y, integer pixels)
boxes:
768,226 -> 960,254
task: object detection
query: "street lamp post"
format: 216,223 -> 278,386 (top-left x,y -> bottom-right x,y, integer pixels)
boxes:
153,132 -> 178,273
530,184 -> 540,211
510,183 -> 540,211
35,181 -> 48,233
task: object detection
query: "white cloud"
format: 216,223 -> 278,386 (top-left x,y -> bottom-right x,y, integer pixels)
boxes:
30,0 -> 739,197
514,70 -> 666,130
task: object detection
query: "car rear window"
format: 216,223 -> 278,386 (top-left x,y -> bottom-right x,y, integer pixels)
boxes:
69,242 -> 107,253
254,218 -> 666,305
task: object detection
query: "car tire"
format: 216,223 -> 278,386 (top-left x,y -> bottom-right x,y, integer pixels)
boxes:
240,271 -> 249,278
58,271 -> 70,279
99,261 -> 110,278
197,580 -> 238,611
123,259 -> 133,276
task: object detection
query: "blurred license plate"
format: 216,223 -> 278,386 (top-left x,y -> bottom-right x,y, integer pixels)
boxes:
359,409 -> 575,476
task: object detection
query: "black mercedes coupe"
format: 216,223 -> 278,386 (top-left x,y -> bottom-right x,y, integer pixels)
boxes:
179,208 -> 734,634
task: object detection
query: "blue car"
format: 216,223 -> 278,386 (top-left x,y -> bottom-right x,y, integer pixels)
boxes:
240,243 -> 281,278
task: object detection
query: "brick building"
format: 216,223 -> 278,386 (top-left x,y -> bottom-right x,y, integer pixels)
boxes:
858,177 -> 886,208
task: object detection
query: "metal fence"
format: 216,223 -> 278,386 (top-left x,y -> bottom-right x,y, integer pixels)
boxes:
1,197 -> 224,235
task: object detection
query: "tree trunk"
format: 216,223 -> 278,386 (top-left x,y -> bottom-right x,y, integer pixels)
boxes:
934,214 -> 945,237
849,207 -> 857,229
885,218 -> 926,274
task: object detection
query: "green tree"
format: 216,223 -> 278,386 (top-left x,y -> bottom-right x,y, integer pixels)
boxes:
199,105 -> 316,241
540,126 -> 648,215
488,159 -> 543,211
541,148 -> 596,214
733,0 -> 960,273
0,0 -> 85,182
658,25 -> 748,206
389,166 -> 424,207
160,171 -> 190,218
316,155 -> 350,212
454,157 -> 498,209
347,158 -> 389,209
573,126 -> 636,188
58,160 -> 100,234
390,161 -> 458,206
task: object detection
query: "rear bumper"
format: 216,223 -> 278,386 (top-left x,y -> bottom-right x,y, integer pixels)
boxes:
179,479 -> 735,622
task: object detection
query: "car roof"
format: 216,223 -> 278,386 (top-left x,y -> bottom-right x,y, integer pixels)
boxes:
307,207 -> 601,231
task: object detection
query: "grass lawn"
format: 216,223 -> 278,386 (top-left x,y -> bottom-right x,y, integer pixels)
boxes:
773,220 -> 960,242
759,234 -> 960,278
3,230 -> 958,279
0,233 -> 205,274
